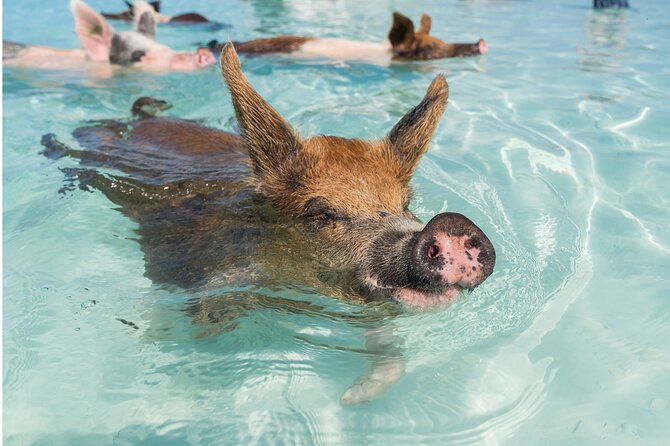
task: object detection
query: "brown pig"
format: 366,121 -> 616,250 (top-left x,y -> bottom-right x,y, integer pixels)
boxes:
42,44 -> 496,402
208,12 -> 488,62
3,0 -> 216,73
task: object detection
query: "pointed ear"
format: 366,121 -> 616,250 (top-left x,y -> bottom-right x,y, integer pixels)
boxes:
71,0 -> 114,62
388,12 -> 416,51
418,14 -> 432,34
220,43 -> 302,176
150,1 -> 161,13
387,75 -> 449,178
134,1 -> 156,37
136,12 -> 155,37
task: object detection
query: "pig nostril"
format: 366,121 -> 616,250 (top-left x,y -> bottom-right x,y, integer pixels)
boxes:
464,237 -> 480,250
427,244 -> 440,259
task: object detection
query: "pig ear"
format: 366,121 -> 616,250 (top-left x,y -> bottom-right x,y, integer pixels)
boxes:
71,0 -> 114,62
387,75 -> 449,177
418,14 -> 432,34
220,43 -> 302,176
136,12 -> 156,37
134,1 -> 157,37
388,12 -> 416,51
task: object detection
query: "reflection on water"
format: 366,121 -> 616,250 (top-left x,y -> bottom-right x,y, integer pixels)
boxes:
586,9 -> 628,48
578,9 -> 629,73
244,0 -> 290,34
593,0 -> 629,9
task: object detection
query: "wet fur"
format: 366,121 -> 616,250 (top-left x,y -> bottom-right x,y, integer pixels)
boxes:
232,36 -> 315,54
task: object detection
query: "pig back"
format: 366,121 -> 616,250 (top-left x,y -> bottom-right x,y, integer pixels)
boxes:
72,117 -> 250,186
68,116 -> 267,290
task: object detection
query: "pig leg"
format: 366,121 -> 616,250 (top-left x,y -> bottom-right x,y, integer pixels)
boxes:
41,133 -> 85,160
40,131 -> 176,178
340,322 -> 406,405
185,292 -> 334,338
58,167 -> 223,207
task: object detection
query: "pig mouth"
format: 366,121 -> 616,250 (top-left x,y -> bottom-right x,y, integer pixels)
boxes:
391,284 -> 462,309
363,276 -> 464,309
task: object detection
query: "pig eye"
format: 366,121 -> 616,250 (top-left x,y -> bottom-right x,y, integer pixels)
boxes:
302,197 -> 346,226
305,208 -> 341,222
131,50 -> 146,63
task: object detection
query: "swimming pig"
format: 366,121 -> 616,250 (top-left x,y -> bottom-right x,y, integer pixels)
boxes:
209,12 -> 488,62
41,43 -> 495,402
2,0 -> 215,73
102,0 -> 216,26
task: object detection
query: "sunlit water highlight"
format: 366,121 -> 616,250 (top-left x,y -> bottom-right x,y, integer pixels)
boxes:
4,0 -> 670,444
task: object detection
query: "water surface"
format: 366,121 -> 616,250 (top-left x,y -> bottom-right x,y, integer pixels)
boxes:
4,0 -> 670,444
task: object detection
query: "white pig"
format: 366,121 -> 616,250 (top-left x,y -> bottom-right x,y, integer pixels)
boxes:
3,0 -> 216,73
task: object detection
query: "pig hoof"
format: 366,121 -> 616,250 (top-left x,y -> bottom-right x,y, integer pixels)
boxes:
340,361 -> 405,405
341,382 -> 376,405
40,133 -> 69,160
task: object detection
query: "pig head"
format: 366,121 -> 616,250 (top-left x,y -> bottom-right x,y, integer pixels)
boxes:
220,43 -> 495,308
388,12 -> 488,60
71,0 -> 215,70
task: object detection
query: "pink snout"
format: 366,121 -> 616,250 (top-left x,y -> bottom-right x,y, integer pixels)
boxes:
425,233 -> 484,288
410,212 -> 495,290
196,47 -> 217,67
478,39 -> 488,55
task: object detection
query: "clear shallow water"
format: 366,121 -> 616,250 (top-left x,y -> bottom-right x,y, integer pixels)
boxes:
3,0 -> 670,444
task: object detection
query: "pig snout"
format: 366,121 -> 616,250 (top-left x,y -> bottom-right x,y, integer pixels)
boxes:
477,39 -> 488,55
196,47 -> 216,67
410,212 -> 495,290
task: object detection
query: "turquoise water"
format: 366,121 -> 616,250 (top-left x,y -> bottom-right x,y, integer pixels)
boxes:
4,0 -> 670,444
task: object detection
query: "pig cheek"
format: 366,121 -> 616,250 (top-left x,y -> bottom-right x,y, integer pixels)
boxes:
303,221 -> 339,249
320,223 -> 360,259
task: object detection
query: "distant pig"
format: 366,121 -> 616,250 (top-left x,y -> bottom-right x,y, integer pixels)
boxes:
3,0 -> 216,73
42,44 -> 496,402
102,0 -> 219,26
209,12 -> 488,62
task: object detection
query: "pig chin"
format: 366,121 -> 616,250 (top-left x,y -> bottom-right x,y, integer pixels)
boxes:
363,275 -> 463,309
392,285 -> 462,309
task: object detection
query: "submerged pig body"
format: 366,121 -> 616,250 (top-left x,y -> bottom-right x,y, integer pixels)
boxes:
44,44 -> 495,309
